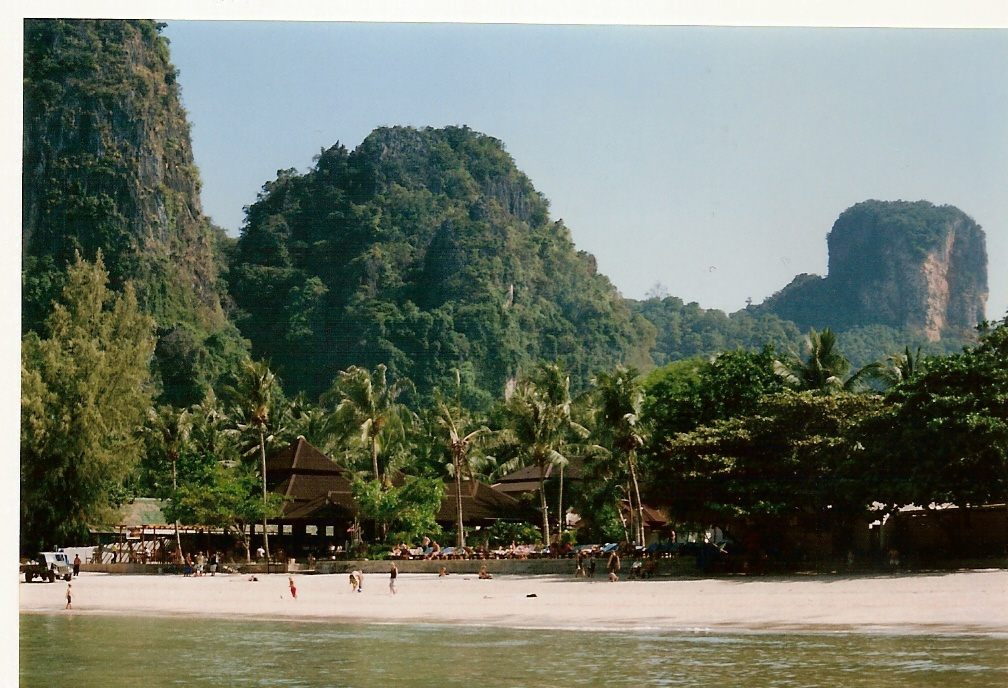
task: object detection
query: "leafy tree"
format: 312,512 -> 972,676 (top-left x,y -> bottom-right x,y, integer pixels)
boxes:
858,317 -> 1008,510
351,476 -> 443,545
481,520 -> 544,548
21,253 -> 155,552
647,391 -> 887,560
642,348 -> 780,440
166,463 -> 282,562
631,294 -> 801,366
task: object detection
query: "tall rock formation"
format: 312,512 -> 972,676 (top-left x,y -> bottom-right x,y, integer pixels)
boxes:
22,19 -> 247,405
760,200 -> 988,342
23,19 -> 225,329
229,125 -> 656,405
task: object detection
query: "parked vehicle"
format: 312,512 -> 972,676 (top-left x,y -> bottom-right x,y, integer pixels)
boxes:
21,551 -> 74,582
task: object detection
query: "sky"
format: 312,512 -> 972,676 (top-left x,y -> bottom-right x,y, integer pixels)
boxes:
159,19 -> 1008,319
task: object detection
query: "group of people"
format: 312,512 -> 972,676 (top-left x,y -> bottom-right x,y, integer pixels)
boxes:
182,551 -> 219,577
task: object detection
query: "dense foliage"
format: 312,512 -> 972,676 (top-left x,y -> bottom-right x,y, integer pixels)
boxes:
631,296 -> 803,366
21,254 -> 155,551
21,20 -> 1004,565
228,126 -> 656,406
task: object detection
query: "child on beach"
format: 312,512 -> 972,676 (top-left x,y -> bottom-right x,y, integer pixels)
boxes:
389,563 -> 397,595
349,570 -> 363,592
65,583 -> 72,609
289,576 -> 297,599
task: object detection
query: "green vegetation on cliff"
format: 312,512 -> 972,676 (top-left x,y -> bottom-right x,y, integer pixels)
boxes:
229,126 -> 655,407
23,19 -> 248,406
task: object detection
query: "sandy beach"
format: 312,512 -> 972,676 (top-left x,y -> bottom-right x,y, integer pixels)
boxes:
19,568 -> 1008,635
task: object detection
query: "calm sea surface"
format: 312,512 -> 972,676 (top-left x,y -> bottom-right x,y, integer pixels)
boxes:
20,613 -> 1008,687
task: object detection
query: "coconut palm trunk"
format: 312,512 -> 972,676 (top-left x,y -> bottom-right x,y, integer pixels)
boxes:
454,453 -> 465,548
557,463 -> 564,535
539,460 -> 551,547
627,451 -> 645,544
172,457 -> 182,560
259,427 -> 270,561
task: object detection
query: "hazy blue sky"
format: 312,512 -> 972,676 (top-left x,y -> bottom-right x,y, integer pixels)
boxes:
162,21 -> 1007,318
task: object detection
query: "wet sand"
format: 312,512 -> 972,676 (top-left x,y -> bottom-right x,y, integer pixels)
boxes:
18,568 -> 1008,634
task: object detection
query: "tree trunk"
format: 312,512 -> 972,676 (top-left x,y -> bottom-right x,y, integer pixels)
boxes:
455,452 -> 465,548
259,428 -> 270,560
616,493 -> 629,543
172,458 -> 182,560
557,463 -> 565,535
627,451 -> 645,545
371,435 -> 380,482
538,461 -> 551,547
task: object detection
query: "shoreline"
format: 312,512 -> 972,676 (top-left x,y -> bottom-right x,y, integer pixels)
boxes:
19,569 -> 1008,636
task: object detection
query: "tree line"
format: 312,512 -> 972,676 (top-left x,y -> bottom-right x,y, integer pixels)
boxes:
21,254 -> 1008,563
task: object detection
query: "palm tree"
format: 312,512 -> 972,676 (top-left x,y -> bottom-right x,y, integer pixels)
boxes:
146,405 -> 192,559
865,346 -> 926,390
324,364 -> 415,483
592,366 -> 646,545
500,362 -> 586,546
285,392 -> 333,450
774,328 -> 852,394
433,386 -> 491,548
232,358 -> 279,561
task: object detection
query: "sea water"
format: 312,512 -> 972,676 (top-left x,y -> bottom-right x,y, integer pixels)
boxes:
19,613 -> 1008,687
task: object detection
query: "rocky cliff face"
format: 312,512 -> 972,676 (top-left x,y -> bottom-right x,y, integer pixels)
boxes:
23,19 -> 225,330
761,200 -> 988,341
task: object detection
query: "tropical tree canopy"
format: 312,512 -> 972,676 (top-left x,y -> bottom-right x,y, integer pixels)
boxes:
21,253 -> 155,552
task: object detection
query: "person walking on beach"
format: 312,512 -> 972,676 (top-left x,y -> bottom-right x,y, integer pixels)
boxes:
389,562 -> 398,595
349,570 -> 363,592
289,576 -> 297,599
196,551 -> 205,576
588,555 -> 596,578
210,552 -> 218,576
607,550 -> 621,582
73,554 -> 81,577
65,583 -> 72,609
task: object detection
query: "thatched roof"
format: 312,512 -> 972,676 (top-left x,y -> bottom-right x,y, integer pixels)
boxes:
267,437 -> 357,521
437,479 -> 529,524
265,438 -> 532,526
492,457 -> 585,497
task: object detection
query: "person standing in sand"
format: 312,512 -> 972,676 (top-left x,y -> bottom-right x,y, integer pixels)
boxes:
73,554 -> 81,577
389,562 -> 398,595
607,550 -> 620,582
289,576 -> 297,599
65,583 -> 72,609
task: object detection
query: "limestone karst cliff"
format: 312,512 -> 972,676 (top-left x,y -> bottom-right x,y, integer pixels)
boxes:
759,200 -> 988,342
22,19 -> 226,331
22,19 -> 247,406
